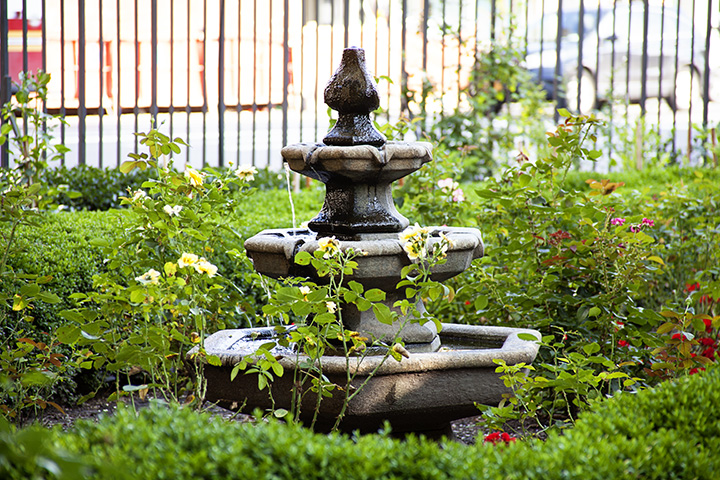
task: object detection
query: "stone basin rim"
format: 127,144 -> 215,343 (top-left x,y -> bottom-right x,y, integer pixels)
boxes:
202,324 -> 541,376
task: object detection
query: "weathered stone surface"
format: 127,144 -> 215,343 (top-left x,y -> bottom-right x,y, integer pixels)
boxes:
322,47 -> 386,147
281,141 -> 432,236
199,325 -> 541,435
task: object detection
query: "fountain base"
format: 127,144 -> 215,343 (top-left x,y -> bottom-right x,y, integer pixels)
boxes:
198,324 -> 540,436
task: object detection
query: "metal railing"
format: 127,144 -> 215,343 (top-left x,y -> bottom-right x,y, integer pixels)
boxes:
1,0 -> 718,171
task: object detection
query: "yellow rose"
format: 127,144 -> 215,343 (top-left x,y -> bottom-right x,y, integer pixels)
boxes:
184,166 -> 204,187
178,252 -> 199,268
194,258 -> 218,277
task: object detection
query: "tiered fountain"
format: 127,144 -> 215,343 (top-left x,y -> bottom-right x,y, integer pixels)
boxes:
199,47 -> 540,438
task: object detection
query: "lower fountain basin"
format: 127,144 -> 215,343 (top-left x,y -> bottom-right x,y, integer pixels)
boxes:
198,324 -> 541,437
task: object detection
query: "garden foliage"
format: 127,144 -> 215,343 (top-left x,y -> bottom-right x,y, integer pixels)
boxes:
3,365 -> 719,479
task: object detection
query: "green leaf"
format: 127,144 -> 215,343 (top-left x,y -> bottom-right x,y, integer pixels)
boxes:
588,306 -> 601,317
206,355 -> 222,367
557,108 -> 572,118
294,251 -> 312,265
583,342 -> 601,355
56,325 -> 81,344
373,303 -> 394,325
518,333 -> 539,342
348,281 -> 364,294
474,295 -> 489,310
37,291 -> 61,304
647,255 -> 665,266
364,289 -> 386,302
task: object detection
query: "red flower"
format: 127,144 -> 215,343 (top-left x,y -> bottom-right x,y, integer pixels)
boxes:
699,338 -> 716,347
484,432 -> 516,445
672,333 -> 683,341
704,318 -> 713,333
702,347 -> 716,360
689,367 -> 706,375
685,282 -> 701,293
617,340 -> 630,348
700,295 -> 714,305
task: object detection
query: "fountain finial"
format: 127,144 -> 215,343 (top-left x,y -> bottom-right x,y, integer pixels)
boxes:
323,47 -> 387,148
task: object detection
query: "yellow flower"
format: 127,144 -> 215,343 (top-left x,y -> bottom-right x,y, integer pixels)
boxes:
194,258 -> 218,277
399,224 -> 430,260
135,268 -> 161,285
178,252 -> 199,268
317,236 -> 340,259
184,166 -> 205,187
234,165 -> 258,182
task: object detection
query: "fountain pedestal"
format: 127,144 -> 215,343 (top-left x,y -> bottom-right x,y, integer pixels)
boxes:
197,47 -> 540,437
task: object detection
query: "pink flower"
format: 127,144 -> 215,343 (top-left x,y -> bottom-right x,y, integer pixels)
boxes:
641,218 -> 655,227
629,225 -> 640,233
610,218 -> 626,226
452,188 -> 465,203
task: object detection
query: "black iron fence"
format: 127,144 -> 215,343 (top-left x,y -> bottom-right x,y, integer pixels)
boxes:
1,0 -> 718,171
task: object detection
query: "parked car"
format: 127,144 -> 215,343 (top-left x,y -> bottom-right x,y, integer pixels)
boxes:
525,1 -> 715,113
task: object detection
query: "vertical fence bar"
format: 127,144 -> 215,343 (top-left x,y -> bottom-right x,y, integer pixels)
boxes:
0,0 -> 9,168
218,0 -> 225,167
42,0 -> 46,75
186,0 -> 191,165
490,0 -> 496,41
116,0 -> 121,166
687,0 -> 697,158
671,0 -> 680,155
314,0 -> 319,140
457,0 -> 462,108
282,0 -> 290,149
422,0 -> 429,129
22,0 -> 28,76
252,0 -> 257,166
169,0 -> 174,143
133,0 -> 139,152
60,0 -> 66,159
78,0 -> 86,165
553,0 -> 563,121
702,0 -> 713,127
640,0 -> 649,116
236,0 -> 242,164
657,3 -> 665,126
400,0 -> 407,117
538,0 -> 545,90
99,0 -> 104,168
202,0 -> 208,167
151,0 -> 158,126
266,2 -> 272,167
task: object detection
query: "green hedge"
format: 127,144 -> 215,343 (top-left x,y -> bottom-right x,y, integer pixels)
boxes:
2,366 -> 715,479
4,187 -> 324,335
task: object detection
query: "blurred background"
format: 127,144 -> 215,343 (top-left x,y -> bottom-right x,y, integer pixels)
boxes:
1,0 -> 718,171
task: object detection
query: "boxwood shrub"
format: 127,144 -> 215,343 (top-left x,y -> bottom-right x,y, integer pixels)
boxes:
4,366 -> 713,479
4,187 -> 324,335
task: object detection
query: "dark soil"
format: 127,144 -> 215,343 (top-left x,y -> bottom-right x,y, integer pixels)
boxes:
36,394 -> 547,445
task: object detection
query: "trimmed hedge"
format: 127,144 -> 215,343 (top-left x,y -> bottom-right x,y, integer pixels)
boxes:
4,188 -> 324,335
3,366 -> 714,479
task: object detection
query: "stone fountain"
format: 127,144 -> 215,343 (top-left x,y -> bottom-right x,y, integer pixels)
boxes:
199,47 -> 540,438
